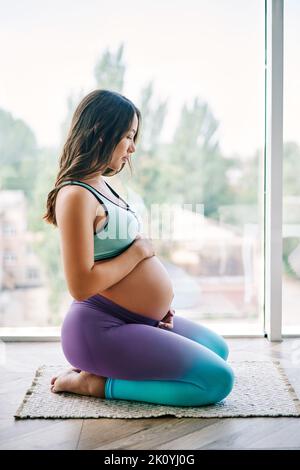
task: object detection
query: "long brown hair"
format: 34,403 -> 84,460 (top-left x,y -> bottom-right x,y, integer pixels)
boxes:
43,89 -> 141,226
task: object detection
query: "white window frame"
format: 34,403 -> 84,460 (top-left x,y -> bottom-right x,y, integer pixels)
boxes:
0,0 -> 291,342
264,0 -> 284,341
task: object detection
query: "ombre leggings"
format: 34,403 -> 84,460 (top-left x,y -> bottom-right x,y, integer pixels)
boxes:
61,294 -> 235,407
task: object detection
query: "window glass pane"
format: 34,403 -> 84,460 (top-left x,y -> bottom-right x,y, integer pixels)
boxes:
282,0 -> 300,335
0,0 -> 264,334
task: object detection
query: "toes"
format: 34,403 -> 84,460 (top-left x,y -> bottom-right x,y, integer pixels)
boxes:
50,368 -> 79,386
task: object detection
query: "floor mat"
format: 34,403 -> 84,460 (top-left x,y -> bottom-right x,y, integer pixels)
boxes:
14,360 -> 300,419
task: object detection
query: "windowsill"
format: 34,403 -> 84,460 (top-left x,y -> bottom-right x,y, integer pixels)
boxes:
0,327 -> 61,341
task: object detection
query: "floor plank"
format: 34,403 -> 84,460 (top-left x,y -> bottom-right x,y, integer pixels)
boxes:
0,418 -> 83,450
87,418 -> 219,450
154,417 -> 299,450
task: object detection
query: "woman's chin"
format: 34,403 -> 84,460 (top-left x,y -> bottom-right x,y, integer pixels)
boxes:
107,160 -> 126,172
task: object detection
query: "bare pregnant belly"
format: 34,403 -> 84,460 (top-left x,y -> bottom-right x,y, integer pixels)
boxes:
98,256 -> 174,321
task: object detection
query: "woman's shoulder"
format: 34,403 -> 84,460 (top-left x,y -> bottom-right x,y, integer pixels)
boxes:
56,183 -> 98,205
55,183 -> 99,226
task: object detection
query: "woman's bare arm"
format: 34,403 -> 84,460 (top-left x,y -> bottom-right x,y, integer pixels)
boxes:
79,244 -> 143,300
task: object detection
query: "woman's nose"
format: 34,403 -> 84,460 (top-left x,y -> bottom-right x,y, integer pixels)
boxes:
129,141 -> 136,152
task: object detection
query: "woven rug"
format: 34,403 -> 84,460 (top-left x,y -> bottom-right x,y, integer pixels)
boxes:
14,360 -> 300,419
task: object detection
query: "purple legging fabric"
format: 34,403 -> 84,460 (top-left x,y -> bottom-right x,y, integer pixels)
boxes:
60,293 -> 235,407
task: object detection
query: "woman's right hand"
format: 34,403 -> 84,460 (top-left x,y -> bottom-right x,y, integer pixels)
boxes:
132,233 -> 155,260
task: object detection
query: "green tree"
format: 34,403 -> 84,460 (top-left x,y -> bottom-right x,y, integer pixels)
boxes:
124,81 -> 169,206
0,108 -> 38,199
94,43 -> 126,92
0,107 -> 67,323
232,141 -> 300,206
161,97 -> 236,218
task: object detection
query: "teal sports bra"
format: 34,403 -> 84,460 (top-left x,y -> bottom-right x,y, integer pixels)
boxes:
59,180 -> 141,261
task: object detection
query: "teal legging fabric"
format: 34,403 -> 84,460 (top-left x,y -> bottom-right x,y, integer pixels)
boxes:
61,294 -> 235,407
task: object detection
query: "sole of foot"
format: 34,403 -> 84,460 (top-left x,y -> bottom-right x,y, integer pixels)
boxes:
50,368 -> 106,398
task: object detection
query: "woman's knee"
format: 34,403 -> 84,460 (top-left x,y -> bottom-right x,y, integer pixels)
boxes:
201,327 -> 230,361
209,361 -> 235,404
216,336 -> 230,361
201,324 -> 230,361
172,317 -> 231,361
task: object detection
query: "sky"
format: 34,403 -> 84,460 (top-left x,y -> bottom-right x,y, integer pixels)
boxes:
0,0 -> 299,159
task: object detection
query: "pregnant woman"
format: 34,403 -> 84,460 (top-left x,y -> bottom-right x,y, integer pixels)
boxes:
43,89 -> 234,407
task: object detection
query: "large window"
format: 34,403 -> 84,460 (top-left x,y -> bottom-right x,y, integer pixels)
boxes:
0,0 -> 265,335
282,0 -> 300,335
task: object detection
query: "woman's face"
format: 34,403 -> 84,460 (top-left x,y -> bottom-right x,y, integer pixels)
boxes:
108,113 -> 139,171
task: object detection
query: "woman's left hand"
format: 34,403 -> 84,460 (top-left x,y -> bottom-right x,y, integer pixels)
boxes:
158,308 -> 175,329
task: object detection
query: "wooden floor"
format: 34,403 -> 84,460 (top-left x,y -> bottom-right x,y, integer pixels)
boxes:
1,338 -> 300,450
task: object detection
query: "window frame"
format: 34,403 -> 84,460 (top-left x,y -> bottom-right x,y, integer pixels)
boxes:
264,0 -> 284,341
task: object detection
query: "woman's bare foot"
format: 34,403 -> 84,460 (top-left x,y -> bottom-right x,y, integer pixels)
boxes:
51,367 -> 81,386
50,369 -> 107,398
